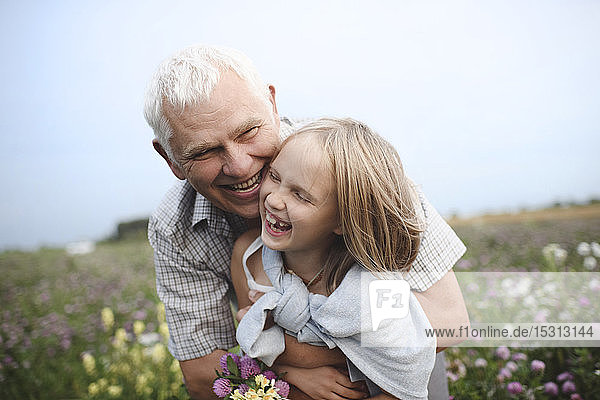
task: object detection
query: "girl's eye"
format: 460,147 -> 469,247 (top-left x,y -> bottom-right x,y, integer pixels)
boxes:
295,192 -> 310,203
269,170 -> 280,182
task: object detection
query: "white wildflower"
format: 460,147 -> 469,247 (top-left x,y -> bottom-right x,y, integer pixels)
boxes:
577,242 -> 591,256
543,244 -> 567,265
591,242 -> 600,257
583,256 -> 597,270
138,332 -> 161,347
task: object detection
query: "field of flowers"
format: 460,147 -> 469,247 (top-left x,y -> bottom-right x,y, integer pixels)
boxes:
0,210 -> 599,399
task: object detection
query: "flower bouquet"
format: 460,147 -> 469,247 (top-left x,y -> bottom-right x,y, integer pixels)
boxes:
213,353 -> 290,400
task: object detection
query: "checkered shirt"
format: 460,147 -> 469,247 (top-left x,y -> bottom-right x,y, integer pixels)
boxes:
148,118 -> 466,361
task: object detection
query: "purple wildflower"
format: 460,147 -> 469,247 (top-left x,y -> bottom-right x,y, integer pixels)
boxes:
212,378 -> 231,398
570,394 -> 582,400
511,352 -> 527,362
578,296 -> 590,307
497,368 -> 512,383
531,360 -> 545,373
238,384 -> 249,395
562,381 -> 576,394
507,382 -> 523,395
446,372 -> 458,382
240,355 -> 261,379
263,370 -> 277,380
219,353 -> 241,375
474,358 -> 487,368
557,372 -> 574,382
543,382 -> 559,396
495,346 -> 510,360
506,361 -> 518,372
133,310 -> 147,320
274,380 -> 290,398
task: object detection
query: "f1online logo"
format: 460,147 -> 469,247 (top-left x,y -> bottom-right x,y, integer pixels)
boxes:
369,278 -> 410,331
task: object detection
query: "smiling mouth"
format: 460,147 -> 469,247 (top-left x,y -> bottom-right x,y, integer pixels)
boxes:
224,169 -> 263,193
265,210 -> 292,233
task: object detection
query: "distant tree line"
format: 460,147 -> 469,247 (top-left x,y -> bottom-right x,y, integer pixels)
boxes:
110,218 -> 149,241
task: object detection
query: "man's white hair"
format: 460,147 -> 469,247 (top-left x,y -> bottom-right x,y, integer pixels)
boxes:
144,44 -> 270,163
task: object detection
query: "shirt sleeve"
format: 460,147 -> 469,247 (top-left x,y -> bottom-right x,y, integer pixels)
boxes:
149,216 -> 237,360
404,190 -> 466,292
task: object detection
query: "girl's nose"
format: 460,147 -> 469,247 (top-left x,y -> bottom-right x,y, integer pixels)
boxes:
265,191 -> 285,211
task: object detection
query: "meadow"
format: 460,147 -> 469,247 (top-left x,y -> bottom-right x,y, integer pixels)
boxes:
1,206 -> 599,399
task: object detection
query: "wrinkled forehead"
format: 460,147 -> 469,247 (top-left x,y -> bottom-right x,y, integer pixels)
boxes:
163,69 -> 268,115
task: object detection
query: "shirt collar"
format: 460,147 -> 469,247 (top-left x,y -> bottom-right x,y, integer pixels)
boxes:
192,193 -> 246,239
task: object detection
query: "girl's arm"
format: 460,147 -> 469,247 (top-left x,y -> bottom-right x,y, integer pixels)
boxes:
230,229 -> 261,311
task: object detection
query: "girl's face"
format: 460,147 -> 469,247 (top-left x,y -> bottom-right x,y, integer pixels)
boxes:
259,136 -> 341,255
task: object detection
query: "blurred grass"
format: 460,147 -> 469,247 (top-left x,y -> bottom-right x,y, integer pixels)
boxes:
0,238 -> 158,399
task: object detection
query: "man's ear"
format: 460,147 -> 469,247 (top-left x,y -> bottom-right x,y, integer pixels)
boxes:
268,84 -> 279,116
152,139 -> 186,180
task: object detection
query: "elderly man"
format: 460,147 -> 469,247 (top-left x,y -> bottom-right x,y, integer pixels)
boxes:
144,44 -> 468,400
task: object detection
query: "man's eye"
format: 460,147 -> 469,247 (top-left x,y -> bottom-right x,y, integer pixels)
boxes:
240,126 -> 259,139
191,148 -> 218,160
192,151 -> 210,159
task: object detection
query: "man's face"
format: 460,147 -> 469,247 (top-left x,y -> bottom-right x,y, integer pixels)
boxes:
162,71 -> 281,219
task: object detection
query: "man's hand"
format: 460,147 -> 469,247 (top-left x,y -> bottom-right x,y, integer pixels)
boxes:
179,351 -> 226,400
274,365 -> 368,400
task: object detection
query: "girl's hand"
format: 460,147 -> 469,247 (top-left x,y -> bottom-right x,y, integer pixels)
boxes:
235,305 -> 274,330
235,305 -> 251,322
280,365 -> 368,400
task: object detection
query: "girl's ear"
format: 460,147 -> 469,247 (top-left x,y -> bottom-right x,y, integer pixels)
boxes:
333,225 -> 342,235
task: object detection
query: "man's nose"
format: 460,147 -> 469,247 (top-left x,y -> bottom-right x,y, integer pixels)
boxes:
221,145 -> 253,177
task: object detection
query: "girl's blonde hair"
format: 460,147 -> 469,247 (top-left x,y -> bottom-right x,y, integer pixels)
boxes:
278,118 -> 425,294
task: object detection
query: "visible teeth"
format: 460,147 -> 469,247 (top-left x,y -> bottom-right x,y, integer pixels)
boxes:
266,212 -> 291,232
229,172 -> 261,192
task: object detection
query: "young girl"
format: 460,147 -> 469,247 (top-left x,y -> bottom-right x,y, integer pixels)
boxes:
231,118 -> 436,400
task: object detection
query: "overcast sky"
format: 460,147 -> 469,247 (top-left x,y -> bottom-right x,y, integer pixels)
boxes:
1,0 -> 598,250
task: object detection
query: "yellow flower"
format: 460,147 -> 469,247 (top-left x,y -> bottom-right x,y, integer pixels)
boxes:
115,361 -> 130,375
245,388 -> 260,400
97,378 -> 108,389
113,328 -> 127,348
151,343 -> 167,363
157,303 -> 166,323
131,347 -> 143,366
159,322 -> 170,339
170,359 -> 180,373
136,374 -> 149,395
82,353 -> 96,375
107,385 -> 122,397
133,320 -> 145,336
101,307 -> 114,330
255,374 -> 270,388
88,382 -> 99,396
